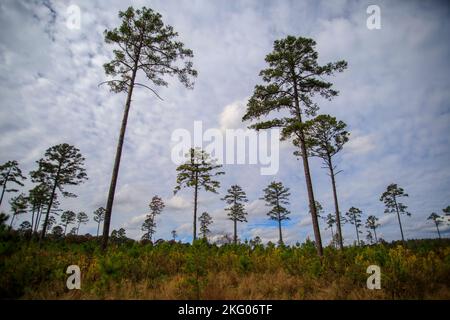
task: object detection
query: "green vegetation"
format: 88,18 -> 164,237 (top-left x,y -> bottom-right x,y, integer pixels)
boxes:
1,231 -> 449,299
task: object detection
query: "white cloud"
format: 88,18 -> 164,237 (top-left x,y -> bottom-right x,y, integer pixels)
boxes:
219,99 -> 247,131
166,195 -> 191,210
299,216 -> 312,227
344,132 -> 376,157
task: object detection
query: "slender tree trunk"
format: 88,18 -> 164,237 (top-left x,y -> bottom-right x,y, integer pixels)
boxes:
35,208 -> 40,233
64,223 -> 67,235
77,222 -> 80,235
31,208 -> 35,233
234,219 -> 237,244
393,196 -> 405,242
40,175 -> 59,241
329,162 -> 344,250
102,62 -> 139,251
9,213 -> 15,228
0,184 -> 7,208
193,171 -> 199,242
150,214 -> 155,242
278,219 -> 283,245
0,171 -> 10,208
96,221 -> 100,237
373,227 -> 378,243
35,205 -> 42,233
330,225 -> 334,247
435,222 -> 441,239
354,217 -> 360,246
299,140 -> 323,255
291,68 -> 323,256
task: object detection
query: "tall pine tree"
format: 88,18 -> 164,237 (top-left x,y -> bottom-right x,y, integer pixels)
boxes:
28,184 -> 52,233
60,210 -> 76,235
242,36 -> 347,256
101,6 -> 197,250
305,114 -> 349,249
199,211 -> 213,240
141,195 -> 164,241
380,183 -> 410,242
261,181 -> 290,245
0,160 -> 26,208
76,212 -> 89,235
346,207 -> 363,246
8,193 -> 28,228
324,213 -> 336,245
30,143 -> 87,240
93,207 -> 106,237
365,215 -> 380,243
222,185 -> 248,244
174,148 -> 224,242
427,213 -> 442,239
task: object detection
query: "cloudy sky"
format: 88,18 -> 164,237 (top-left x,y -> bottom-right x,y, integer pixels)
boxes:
0,0 -> 449,245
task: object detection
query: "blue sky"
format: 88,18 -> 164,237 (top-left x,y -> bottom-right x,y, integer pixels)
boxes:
0,0 -> 449,244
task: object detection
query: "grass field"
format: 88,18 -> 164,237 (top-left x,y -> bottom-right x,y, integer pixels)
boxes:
1,230 -> 449,300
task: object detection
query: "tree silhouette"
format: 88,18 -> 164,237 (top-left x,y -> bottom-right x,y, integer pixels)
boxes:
346,207 -> 363,246
45,215 -> 57,235
324,213 -> 336,245
427,213 -> 442,239
68,226 -> 77,236
174,148 -> 224,242
60,210 -> 76,235
222,185 -> 248,244
101,6 -> 197,250
242,36 -> 347,256
250,236 -> 262,247
365,215 -> 380,243
171,229 -> 177,241
306,115 -> 349,249
93,207 -> 106,237
52,225 -> 64,238
76,212 -> 89,235
28,184 -> 52,233
380,183 -> 410,242
111,228 -> 127,244
261,181 -> 290,245
141,195 -> 164,241
141,216 -> 156,241
0,160 -> 26,208
443,206 -> 450,217
30,143 -> 87,240
199,211 -> 213,240
18,221 -> 32,233
8,193 -> 28,228
366,230 -> 374,244
34,192 -> 61,234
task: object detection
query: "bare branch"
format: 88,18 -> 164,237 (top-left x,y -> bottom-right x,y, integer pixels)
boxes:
134,83 -> 164,100
98,80 -> 127,88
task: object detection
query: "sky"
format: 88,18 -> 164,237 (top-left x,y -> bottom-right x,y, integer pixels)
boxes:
0,0 -> 449,245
